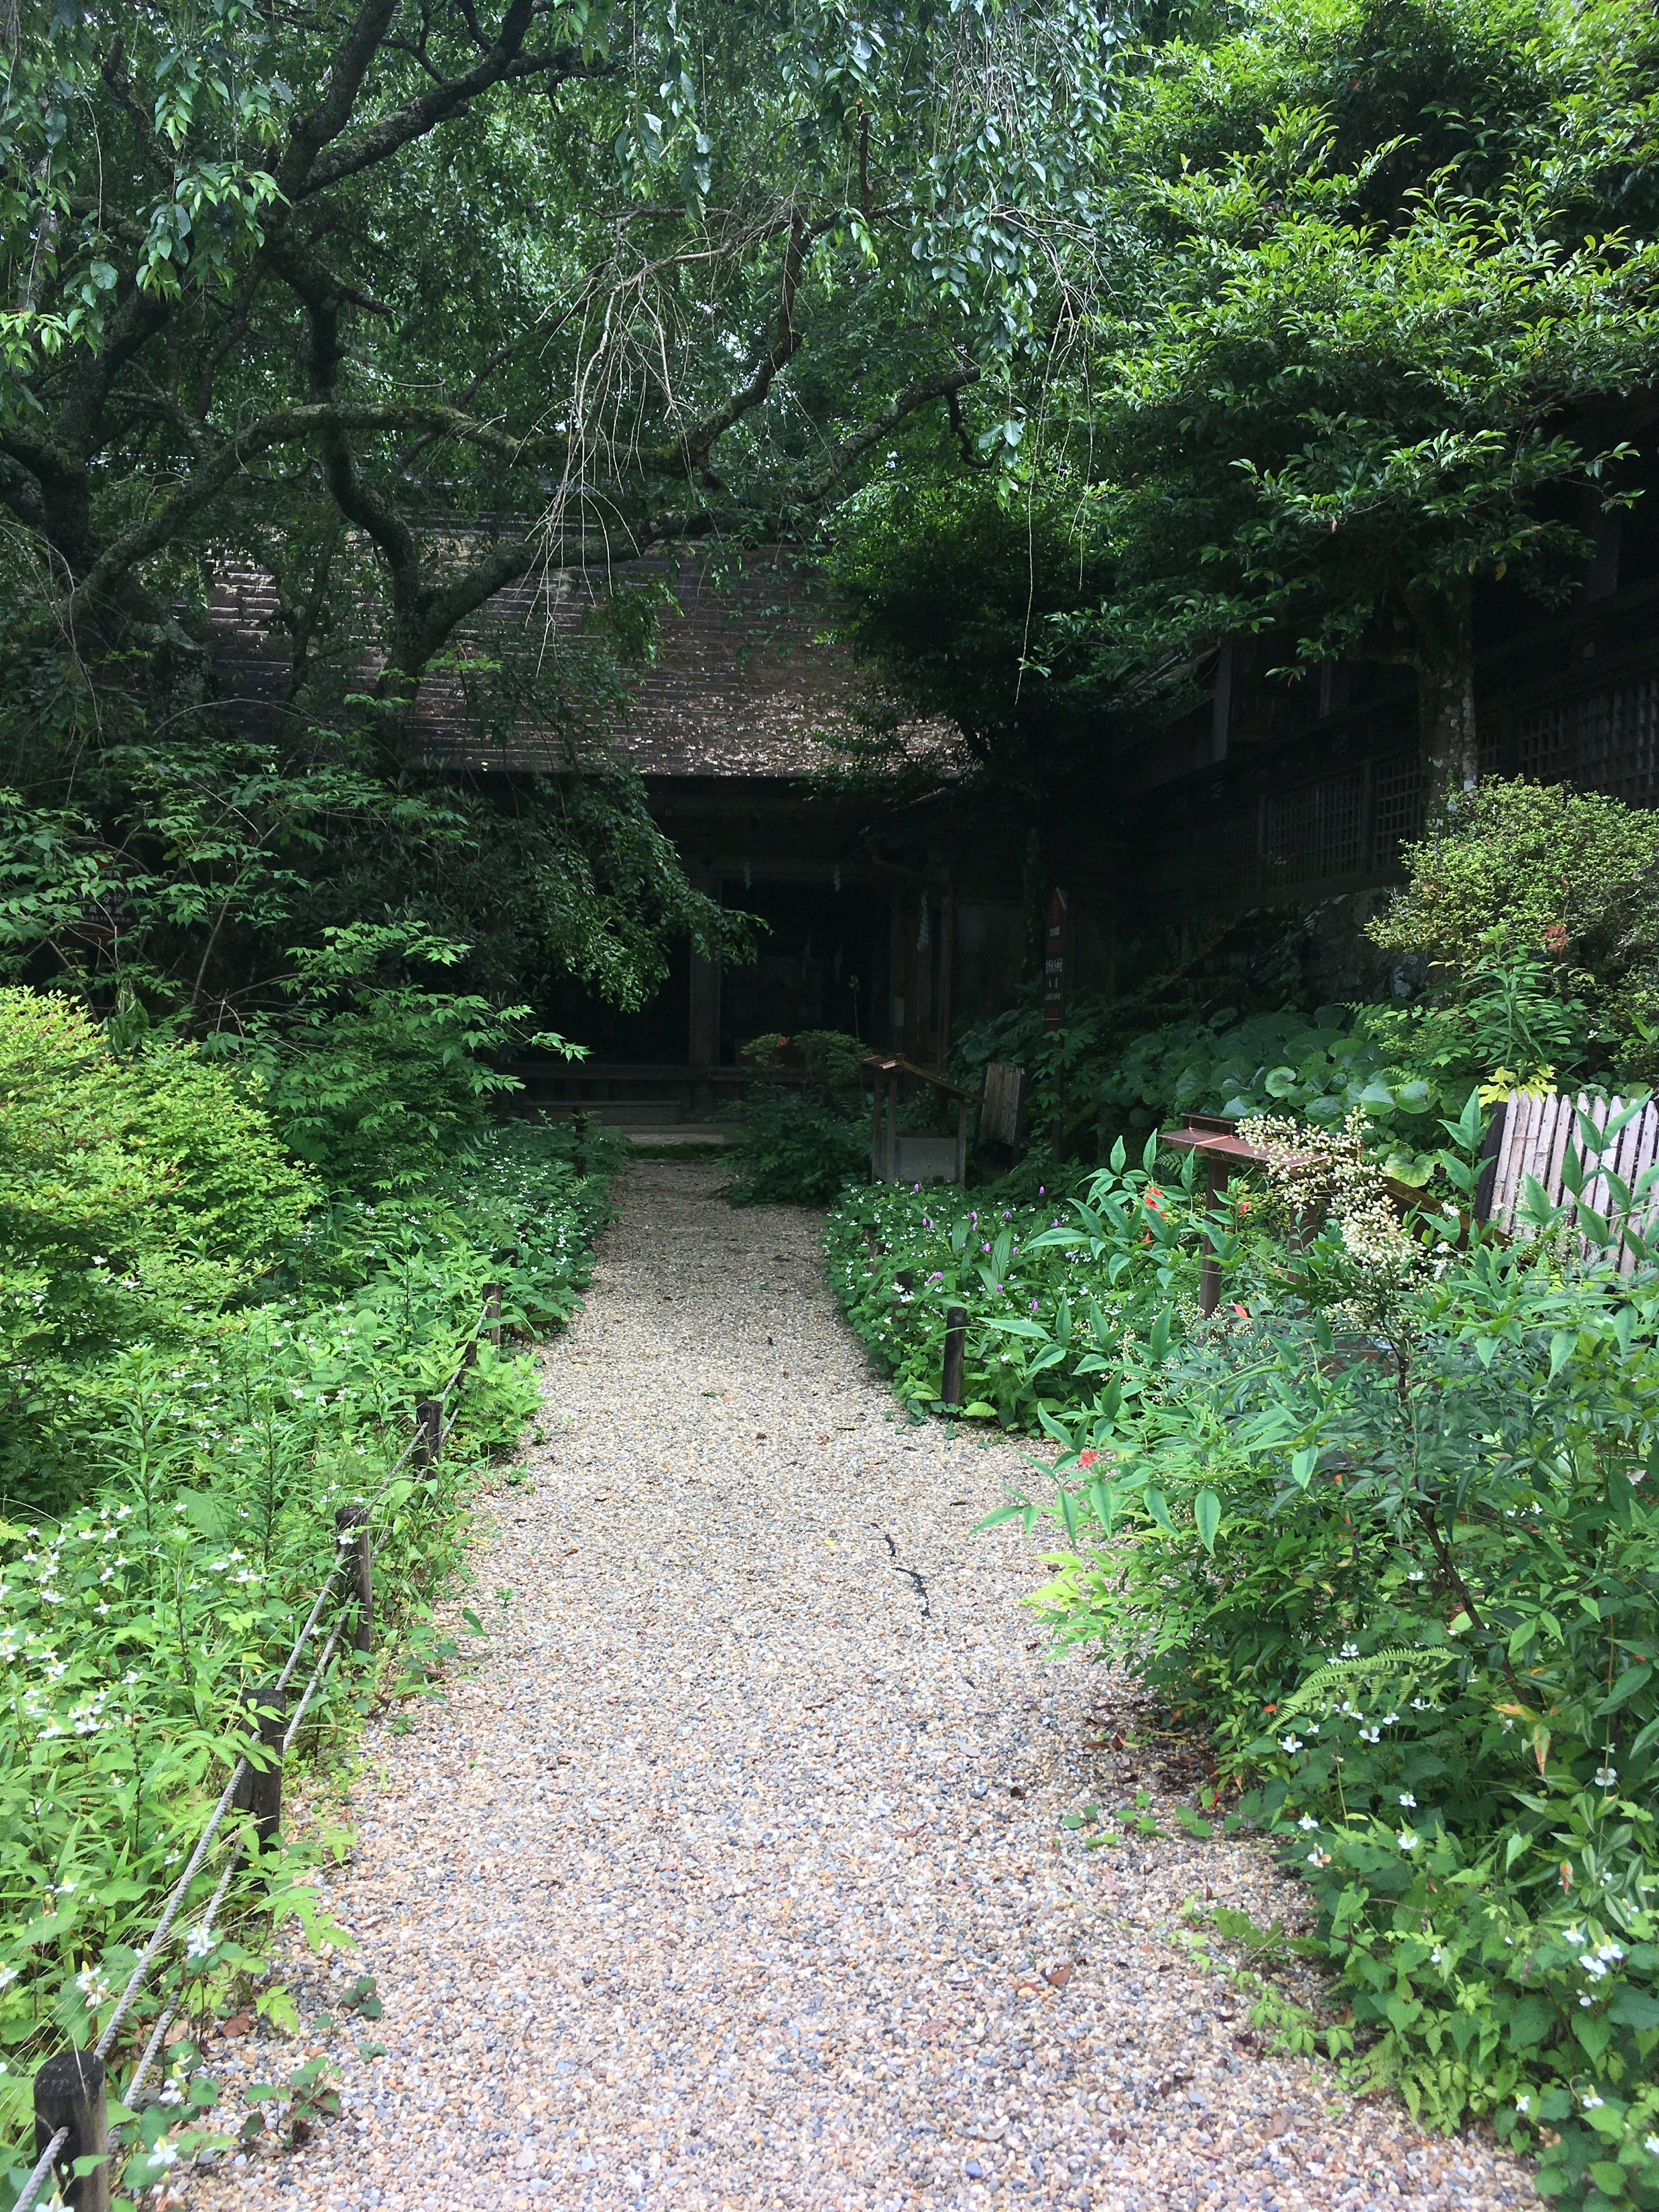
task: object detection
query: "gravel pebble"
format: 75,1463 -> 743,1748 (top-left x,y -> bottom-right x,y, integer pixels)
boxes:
188,1162 -> 1535,2211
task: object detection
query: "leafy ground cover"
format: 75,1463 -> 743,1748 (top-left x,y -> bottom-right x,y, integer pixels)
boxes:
827,1103 -> 1659,2211
0,1110 -> 620,2203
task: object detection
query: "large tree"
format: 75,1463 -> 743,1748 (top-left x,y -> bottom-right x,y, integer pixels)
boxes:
1051,0 -> 1659,801
1,0 -> 1107,717
0,0 -> 1110,1033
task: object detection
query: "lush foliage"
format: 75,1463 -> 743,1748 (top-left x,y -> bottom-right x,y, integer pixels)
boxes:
0,989 -> 316,1501
954,954 -> 1593,1188
821,474 -> 1123,807
1052,0 -> 1659,792
727,1030 -> 871,1207
825,1140 -> 1210,1423
0,1119 -> 612,2202
1372,782 -> 1659,1073
855,1095 -> 1655,2212
1001,1105 -> 1659,2206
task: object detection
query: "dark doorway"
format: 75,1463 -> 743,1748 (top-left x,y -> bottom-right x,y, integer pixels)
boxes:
538,944 -> 692,1063
718,877 -> 880,1065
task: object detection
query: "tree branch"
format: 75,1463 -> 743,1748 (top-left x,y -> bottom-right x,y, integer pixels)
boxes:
101,38 -> 173,179
806,363 -> 983,503
292,0 -> 611,203
679,212 -> 834,472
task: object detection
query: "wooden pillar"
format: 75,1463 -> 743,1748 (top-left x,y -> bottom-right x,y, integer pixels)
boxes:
414,1398 -> 442,1471
941,1307 -> 967,1409
34,2048 -> 109,2212
688,863 -> 721,1115
236,1681 -> 286,1854
936,885 -> 956,1072
336,1506 -> 374,1655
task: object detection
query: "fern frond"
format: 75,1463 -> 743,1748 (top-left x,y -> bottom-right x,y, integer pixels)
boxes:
1278,1647 -> 1446,1717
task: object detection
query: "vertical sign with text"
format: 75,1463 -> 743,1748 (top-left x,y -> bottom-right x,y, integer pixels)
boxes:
1042,888 -> 1068,1033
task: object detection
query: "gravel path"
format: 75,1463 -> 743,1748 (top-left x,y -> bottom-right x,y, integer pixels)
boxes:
194,1163 -> 1534,2212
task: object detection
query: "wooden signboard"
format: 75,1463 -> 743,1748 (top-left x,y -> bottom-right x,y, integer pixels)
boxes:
1042,889 -> 1068,1033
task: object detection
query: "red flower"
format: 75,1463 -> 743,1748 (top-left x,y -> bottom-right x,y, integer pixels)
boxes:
1078,1449 -> 1100,1469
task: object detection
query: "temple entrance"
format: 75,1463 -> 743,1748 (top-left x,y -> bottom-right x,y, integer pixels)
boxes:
717,875 -> 880,1064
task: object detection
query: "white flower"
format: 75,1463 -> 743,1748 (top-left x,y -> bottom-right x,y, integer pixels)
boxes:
1582,1955 -> 1609,1980
146,2145 -> 179,2170
184,1924 -> 216,1962
0,1964 -> 17,1992
1645,2134 -> 1659,2156
1597,1942 -> 1624,1964
1341,1642 -> 1360,1659
1359,1725 -> 1381,1743
1564,1926 -> 1586,1947
1398,1792 -> 1417,1808
1515,2095 -> 1530,2114
1407,1568 -> 1426,1582
1297,1815 -> 1319,1831
1430,1947 -> 1446,1966
1380,1713 -> 1398,1726
1397,1830 -> 1421,1852
1594,1765 -> 1618,1789
1279,1735 -> 1303,1754
1582,2094 -> 1605,2111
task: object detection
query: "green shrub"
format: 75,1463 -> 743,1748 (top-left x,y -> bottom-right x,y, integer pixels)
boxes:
245,926 -> 565,1195
728,1030 -> 871,1206
990,1100 -> 1659,2209
824,1143 -> 1209,1423
0,1120 -> 613,2193
0,990 -> 315,1500
1372,779 -> 1659,1080
1373,778 -> 1659,985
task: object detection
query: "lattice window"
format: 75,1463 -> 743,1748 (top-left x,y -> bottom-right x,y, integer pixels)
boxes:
1372,753 -> 1424,867
1580,676 -> 1659,804
1263,769 -> 1366,887
1512,676 -> 1659,801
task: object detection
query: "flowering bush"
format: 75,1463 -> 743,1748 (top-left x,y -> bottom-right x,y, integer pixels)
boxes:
823,1138 -> 1222,1424
0,1120 -> 613,2196
990,1100 -> 1659,2208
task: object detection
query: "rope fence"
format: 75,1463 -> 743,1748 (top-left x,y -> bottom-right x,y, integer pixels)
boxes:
14,1282 -> 509,2212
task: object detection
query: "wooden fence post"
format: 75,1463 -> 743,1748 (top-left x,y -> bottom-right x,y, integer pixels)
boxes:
413,1398 -> 442,1471
572,1108 -> 590,1180
335,1506 -> 374,1655
235,1682 -> 286,1856
941,1306 -> 967,1410
485,1284 -> 502,1349
34,2047 -> 110,2212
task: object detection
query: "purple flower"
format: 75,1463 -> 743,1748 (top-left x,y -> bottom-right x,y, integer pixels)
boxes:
1030,1298 -> 1039,1311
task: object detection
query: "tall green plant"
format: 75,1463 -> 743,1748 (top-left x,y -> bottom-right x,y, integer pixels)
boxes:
991,1097 -> 1659,2209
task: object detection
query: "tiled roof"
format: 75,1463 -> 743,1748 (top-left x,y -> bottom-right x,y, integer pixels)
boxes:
209,534 -> 886,779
